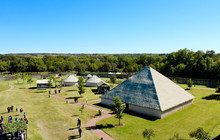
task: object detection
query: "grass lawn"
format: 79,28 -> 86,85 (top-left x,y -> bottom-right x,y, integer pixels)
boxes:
0,84 -> 10,91
97,85 -> 220,140
0,79 -> 99,140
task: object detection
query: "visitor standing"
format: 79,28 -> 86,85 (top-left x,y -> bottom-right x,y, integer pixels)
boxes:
49,90 -> 51,98
7,107 -> 10,113
11,105 -> 14,112
77,118 -> 81,128
24,112 -> 26,118
1,116 -> 3,122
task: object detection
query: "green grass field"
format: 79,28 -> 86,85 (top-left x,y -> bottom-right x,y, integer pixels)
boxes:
2,77 -> 220,140
97,85 -> 220,140
0,79 -> 99,140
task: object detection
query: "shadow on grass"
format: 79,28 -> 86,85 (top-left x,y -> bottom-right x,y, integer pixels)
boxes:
72,115 -> 79,117
35,91 -> 46,93
213,134 -> 220,140
67,90 -> 77,92
68,135 -> 80,140
92,103 -> 112,110
95,113 -> 101,117
202,94 -> 220,100
97,124 -> 115,129
28,87 -> 37,89
91,89 -> 98,94
66,97 -> 75,99
92,103 -> 158,121
0,112 -> 8,115
126,111 -> 158,121
68,127 -> 78,130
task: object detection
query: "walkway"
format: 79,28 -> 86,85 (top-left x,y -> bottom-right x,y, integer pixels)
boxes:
52,92 -> 115,140
6,84 -> 115,140
7,85 -> 14,91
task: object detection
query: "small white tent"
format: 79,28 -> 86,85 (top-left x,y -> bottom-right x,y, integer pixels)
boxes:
36,79 -> 51,88
63,75 -> 78,86
86,75 -> 102,87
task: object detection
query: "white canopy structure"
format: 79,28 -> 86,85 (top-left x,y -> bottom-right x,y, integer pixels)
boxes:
36,79 -> 51,88
86,75 -> 102,87
63,75 -> 78,86
101,66 -> 194,118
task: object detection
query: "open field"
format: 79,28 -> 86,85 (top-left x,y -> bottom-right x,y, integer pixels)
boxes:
0,80 -> 99,140
2,77 -> 220,140
97,85 -> 220,140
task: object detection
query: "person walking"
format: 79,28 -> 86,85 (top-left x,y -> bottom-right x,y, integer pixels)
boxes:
1,116 -> 3,122
77,118 -> 81,128
78,127 -> 82,138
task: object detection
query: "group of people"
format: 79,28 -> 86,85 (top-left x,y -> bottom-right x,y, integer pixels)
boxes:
0,106 -> 28,140
48,87 -> 62,98
7,105 -> 14,113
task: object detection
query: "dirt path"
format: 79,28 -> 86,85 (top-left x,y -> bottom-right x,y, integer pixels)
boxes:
6,85 -> 14,91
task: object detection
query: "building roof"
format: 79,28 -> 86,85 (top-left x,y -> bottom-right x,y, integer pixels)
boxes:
100,66 -> 194,111
87,74 -> 92,78
63,75 -> 78,83
36,79 -> 50,84
86,75 -> 102,84
97,81 -> 110,87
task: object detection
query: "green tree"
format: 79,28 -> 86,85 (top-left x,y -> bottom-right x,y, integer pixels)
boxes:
49,76 -> 55,89
0,61 -> 8,74
79,104 -> 85,115
142,128 -> 155,140
112,96 -> 125,125
27,75 -> 33,87
187,79 -> 193,89
15,74 -> 19,83
110,75 -> 117,84
78,77 -> 85,96
189,127 -> 210,140
27,57 -> 46,72
22,73 -> 26,83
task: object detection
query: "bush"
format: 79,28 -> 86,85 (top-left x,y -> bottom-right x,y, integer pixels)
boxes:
187,79 -> 193,89
189,127 -> 210,140
142,128 -> 155,140
216,85 -> 220,92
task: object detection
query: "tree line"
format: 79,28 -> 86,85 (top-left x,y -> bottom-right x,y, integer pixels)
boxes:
0,49 -> 220,79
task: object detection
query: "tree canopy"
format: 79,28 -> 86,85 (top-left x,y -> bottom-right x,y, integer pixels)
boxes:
0,49 -> 220,79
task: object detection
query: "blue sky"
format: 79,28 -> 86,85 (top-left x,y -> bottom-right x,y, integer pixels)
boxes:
0,0 -> 219,54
